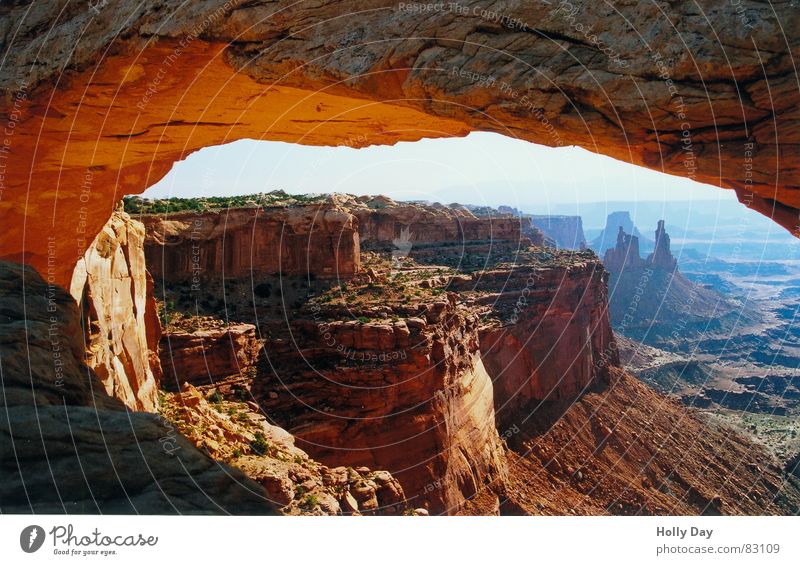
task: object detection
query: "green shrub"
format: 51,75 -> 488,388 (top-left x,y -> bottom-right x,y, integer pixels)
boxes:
250,431 -> 274,456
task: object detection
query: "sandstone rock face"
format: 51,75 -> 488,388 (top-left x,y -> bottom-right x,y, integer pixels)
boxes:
450,255 -> 617,426
69,211 -> 161,413
141,204 -> 360,282
162,383 -> 407,515
647,220 -> 678,271
258,297 -> 508,514
161,322 -> 262,390
351,196 -> 529,248
530,216 -> 587,250
603,226 -> 646,273
3,1 -> 796,287
0,261 -> 277,514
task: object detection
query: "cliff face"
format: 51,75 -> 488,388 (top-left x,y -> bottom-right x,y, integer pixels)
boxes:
352,197 -> 529,247
530,216 -> 587,250
141,204 -> 360,282
160,321 -> 262,390
257,297 -> 508,514
449,254 -> 617,426
69,211 -> 162,413
4,1 -> 796,288
0,261 -> 278,514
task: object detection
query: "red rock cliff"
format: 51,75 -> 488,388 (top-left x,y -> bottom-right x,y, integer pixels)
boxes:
256,296 -> 508,515
140,204 -> 360,281
450,253 -> 617,426
69,211 -> 162,413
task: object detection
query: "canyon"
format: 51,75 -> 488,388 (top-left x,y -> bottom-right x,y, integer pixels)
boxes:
603,219 -> 751,345
40,193 -> 789,515
596,208 -> 800,481
1,1 -> 799,517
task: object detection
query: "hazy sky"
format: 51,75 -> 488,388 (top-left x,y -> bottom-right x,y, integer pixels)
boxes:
143,132 -> 736,215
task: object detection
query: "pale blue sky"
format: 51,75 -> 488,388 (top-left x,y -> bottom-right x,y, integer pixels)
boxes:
144,131 -> 735,214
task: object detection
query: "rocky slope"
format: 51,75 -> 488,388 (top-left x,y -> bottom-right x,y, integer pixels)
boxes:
492,368 -> 800,516
0,261 -> 278,514
2,1 -> 797,287
161,383 -> 408,515
604,221 -> 757,347
69,210 -> 162,412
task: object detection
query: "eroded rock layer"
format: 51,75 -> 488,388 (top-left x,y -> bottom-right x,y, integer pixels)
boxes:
160,321 -> 262,390
162,383 -> 408,515
449,252 -> 617,426
0,261 -> 277,514
69,210 -> 162,413
256,296 -> 509,514
141,204 -> 360,282
2,1 -> 797,288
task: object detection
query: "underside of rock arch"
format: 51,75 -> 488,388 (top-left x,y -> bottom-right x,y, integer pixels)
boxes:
0,1 -> 798,286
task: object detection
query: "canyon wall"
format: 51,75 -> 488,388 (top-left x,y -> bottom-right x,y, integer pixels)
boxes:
352,198 -> 530,247
141,204 -> 360,282
450,255 -> 617,425
0,260 -> 278,514
255,296 -> 508,514
69,210 -> 162,413
530,216 -> 587,250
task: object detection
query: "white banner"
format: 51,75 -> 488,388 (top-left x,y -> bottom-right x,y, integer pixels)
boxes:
1,516 -> 798,564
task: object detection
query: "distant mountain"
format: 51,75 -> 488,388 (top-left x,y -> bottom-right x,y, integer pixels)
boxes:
603,220 -> 758,347
590,211 -> 653,254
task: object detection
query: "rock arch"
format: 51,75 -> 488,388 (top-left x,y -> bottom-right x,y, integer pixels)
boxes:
1,1 -> 798,286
